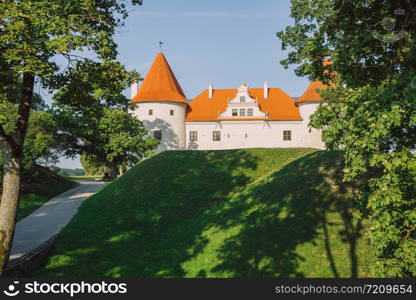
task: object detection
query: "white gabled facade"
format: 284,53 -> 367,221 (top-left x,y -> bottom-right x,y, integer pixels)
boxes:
218,83 -> 267,119
185,120 -> 315,150
131,52 -> 326,152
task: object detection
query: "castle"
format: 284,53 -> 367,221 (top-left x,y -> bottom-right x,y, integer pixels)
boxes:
130,52 -> 325,151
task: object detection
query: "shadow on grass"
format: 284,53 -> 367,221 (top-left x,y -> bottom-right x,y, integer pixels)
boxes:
36,149 -> 364,278
206,151 -> 362,277
37,149 -> 260,277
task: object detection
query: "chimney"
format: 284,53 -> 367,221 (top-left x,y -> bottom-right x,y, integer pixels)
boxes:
131,81 -> 138,99
208,83 -> 213,99
264,82 -> 269,99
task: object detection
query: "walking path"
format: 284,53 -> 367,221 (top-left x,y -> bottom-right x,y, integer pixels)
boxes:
9,181 -> 106,262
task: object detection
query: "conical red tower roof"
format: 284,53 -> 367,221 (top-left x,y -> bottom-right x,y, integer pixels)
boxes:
132,52 -> 186,103
297,58 -> 332,103
297,80 -> 326,103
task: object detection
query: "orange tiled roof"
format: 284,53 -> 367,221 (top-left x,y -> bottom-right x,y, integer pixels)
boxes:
296,80 -> 326,103
296,58 -> 332,103
132,52 -> 186,103
186,88 -> 302,121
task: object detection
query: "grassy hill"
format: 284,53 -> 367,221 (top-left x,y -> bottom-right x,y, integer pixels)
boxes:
35,148 -> 377,278
1,166 -> 77,222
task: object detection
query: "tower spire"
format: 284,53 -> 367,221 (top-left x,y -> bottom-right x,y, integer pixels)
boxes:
131,52 -> 186,103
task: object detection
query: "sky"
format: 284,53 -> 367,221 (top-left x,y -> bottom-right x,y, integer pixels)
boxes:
56,0 -> 310,169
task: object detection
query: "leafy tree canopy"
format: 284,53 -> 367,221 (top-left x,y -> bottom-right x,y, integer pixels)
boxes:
0,0 -> 142,274
0,103 -> 60,169
52,59 -> 157,177
278,0 -> 416,276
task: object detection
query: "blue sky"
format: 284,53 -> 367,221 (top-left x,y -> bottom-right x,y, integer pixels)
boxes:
58,0 -> 310,169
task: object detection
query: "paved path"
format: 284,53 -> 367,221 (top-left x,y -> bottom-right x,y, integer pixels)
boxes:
9,181 -> 106,262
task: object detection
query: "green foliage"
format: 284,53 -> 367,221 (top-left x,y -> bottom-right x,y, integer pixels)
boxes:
278,0 -> 416,276
0,0 -> 142,78
1,78 -> 48,111
58,168 -> 85,177
35,149 -> 376,278
80,154 -> 109,176
52,60 -> 139,109
0,103 -> 59,168
276,0 -> 416,86
0,0 -> 143,273
53,59 -> 157,175
24,110 -> 60,167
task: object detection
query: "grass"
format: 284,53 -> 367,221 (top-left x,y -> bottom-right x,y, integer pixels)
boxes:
34,148 -> 377,278
16,166 -> 77,221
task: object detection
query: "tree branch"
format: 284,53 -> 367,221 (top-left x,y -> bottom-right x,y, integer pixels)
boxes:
0,124 -> 16,148
14,73 -> 35,148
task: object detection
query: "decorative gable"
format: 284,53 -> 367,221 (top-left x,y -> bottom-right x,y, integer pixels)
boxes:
219,83 -> 267,119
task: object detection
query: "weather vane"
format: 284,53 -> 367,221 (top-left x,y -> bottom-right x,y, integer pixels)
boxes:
159,41 -> 164,52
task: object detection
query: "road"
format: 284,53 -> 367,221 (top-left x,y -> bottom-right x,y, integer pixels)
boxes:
9,181 -> 106,262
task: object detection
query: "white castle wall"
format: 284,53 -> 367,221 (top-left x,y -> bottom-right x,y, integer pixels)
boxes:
185,120 -> 313,150
129,100 -> 324,151
130,101 -> 187,151
297,102 -> 325,149
184,103 -> 324,150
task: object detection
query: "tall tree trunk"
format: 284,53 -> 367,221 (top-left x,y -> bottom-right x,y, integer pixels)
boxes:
0,73 -> 34,275
0,145 -> 22,274
109,163 -> 118,180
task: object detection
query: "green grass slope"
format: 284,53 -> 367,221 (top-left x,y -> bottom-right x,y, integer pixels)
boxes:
35,148 -> 376,278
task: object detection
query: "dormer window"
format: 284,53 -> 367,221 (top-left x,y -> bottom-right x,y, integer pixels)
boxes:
239,109 -> 246,117
232,109 -> 238,116
240,96 -> 245,103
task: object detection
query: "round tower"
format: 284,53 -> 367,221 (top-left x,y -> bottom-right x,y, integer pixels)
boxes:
130,52 -> 187,151
296,80 -> 326,149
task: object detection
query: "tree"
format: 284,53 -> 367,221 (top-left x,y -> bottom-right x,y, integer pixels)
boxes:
277,0 -> 416,276
80,154 -> 110,176
0,102 -> 59,181
97,108 -> 159,176
56,106 -> 158,179
0,0 -> 143,274
52,59 -> 159,179
58,168 -> 85,177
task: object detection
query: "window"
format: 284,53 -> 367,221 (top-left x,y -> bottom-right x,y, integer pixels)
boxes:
239,109 -> 246,117
154,130 -> 162,140
240,96 -> 245,102
190,131 -> 198,141
213,131 -> 221,141
247,108 -> 253,117
232,109 -> 238,116
148,109 -> 153,116
283,130 -> 291,141
170,109 -> 174,116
